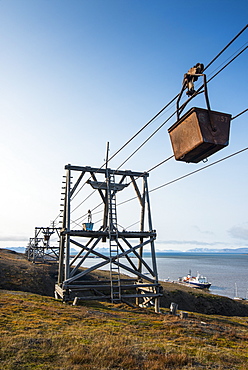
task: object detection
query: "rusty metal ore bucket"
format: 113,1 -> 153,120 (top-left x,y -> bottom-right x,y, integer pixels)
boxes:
168,107 -> 231,163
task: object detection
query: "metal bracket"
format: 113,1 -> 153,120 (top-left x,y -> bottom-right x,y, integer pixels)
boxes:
176,63 -> 216,131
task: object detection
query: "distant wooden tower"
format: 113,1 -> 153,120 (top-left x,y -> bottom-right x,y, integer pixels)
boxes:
55,163 -> 162,312
26,225 -> 60,263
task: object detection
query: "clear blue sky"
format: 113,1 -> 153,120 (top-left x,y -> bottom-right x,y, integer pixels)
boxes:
0,0 -> 247,251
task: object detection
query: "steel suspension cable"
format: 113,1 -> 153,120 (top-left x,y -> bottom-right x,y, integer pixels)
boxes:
72,106 -> 247,228
117,146 -> 248,210
232,108 -> 248,120
117,108 -> 248,207
207,45 -> 248,83
150,147 -> 248,193
113,25 -> 247,171
52,26 -> 248,223
67,96 -> 179,207
205,42 -> 248,79
115,44 -> 248,171
64,27 -> 248,209
108,24 -> 248,168
70,52 -> 248,221
146,155 -> 174,173
59,44 -> 248,225
203,24 -> 247,71
107,96 -> 178,162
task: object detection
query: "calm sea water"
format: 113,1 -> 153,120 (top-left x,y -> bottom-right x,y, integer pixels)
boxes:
77,253 -> 248,300
148,253 -> 248,300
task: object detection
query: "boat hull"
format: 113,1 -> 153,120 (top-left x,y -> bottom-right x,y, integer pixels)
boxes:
180,281 -> 211,289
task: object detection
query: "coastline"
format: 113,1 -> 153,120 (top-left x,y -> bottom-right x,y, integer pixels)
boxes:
1,248 -> 248,317
2,247 -> 247,300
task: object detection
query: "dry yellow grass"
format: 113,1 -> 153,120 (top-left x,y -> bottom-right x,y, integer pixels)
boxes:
1,290 -> 248,370
1,249 -> 248,369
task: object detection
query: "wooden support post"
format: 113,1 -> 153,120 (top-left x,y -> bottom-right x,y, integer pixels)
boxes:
65,168 -> 71,280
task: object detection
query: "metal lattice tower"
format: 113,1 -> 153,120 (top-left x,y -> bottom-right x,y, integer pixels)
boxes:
55,164 -> 162,312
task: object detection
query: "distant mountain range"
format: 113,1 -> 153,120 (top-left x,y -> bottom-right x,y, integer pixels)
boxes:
1,246 -> 248,255
0,247 -> 26,253
185,247 -> 248,253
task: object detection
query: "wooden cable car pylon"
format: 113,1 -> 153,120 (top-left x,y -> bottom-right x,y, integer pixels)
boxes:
55,154 -> 162,312
26,224 -> 60,263
168,63 -> 232,163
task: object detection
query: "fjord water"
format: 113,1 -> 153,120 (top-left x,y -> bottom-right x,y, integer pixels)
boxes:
151,253 -> 248,300
73,252 -> 248,300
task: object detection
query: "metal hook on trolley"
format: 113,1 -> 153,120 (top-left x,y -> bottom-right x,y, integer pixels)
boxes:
177,63 -> 216,132
184,63 -> 204,96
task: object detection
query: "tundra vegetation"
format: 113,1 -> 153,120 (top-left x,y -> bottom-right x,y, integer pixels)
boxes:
0,249 -> 248,369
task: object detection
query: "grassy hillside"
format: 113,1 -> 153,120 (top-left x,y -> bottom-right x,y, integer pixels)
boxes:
0,249 -> 57,296
0,249 -> 248,369
1,290 -> 248,369
1,249 -> 248,316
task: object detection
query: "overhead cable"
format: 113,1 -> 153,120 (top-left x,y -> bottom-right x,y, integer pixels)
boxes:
53,26 -> 248,223
146,155 -> 174,173
66,26 -> 248,206
72,104 -> 247,228
232,108 -> 248,120
112,25 -> 247,169
112,25 -> 248,168
115,44 -> 248,171
150,147 -> 248,193
122,146 -> 248,230
117,146 -> 248,209
207,45 -> 248,84
70,85 -> 247,221
203,24 -> 247,71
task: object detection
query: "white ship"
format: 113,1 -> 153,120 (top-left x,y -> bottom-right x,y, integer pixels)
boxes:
178,270 -> 211,289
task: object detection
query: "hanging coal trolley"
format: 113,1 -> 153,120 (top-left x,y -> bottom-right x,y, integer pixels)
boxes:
168,63 -> 232,163
42,227 -> 54,243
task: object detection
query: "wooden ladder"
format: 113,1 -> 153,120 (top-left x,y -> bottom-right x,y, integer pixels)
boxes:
108,174 -> 121,303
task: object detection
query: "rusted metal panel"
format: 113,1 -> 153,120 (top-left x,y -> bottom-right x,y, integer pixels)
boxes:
168,107 -> 231,163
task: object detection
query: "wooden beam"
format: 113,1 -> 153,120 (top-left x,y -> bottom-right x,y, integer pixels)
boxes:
65,164 -> 148,178
70,236 -> 103,277
130,175 -> 143,205
61,230 -> 156,238
70,171 -> 86,197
